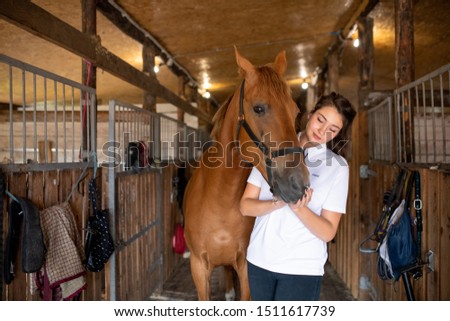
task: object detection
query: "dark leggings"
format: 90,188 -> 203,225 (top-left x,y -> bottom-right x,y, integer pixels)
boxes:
247,261 -> 322,301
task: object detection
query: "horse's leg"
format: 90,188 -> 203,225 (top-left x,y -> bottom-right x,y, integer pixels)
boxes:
235,251 -> 251,300
190,253 -> 212,300
224,266 -> 236,301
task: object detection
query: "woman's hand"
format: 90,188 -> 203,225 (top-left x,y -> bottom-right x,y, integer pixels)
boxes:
288,188 -> 313,211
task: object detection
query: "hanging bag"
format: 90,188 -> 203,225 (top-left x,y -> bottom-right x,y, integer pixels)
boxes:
85,178 -> 115,272
378,171 -> 421,281
359,168 -> 408,253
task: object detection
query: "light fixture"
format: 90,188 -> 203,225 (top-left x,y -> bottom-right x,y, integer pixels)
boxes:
202,91 -> 211,99
153,62 -> 164,74
350,25 -> 359,48
301,82 -> 309,90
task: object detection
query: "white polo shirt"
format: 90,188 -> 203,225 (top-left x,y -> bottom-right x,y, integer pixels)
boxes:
246,142 -> 349,276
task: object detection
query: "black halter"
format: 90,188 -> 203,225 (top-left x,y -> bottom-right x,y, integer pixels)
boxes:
235,80 -> 305,192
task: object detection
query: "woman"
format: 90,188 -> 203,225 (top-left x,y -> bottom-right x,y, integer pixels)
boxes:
240,92 -> 356,300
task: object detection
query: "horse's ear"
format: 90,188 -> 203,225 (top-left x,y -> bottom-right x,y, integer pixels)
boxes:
272,50 -> 287,76
234,47 -> 257,85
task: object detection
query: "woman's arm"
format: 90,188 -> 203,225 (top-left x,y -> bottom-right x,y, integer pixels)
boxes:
289,190 -> 342,242
240,182 -> 285,217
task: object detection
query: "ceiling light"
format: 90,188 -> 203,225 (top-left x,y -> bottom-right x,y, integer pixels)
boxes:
202,91 -> 211,99
301,82 -> 309,90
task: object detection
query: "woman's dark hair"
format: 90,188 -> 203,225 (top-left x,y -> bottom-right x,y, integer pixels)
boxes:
310,92 -> 357,158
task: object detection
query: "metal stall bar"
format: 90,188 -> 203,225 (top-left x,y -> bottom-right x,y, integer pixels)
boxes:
0,54 -> 96,168
368,97 -> 393,162
108,99 -> 117,301
394,62 -> 450,164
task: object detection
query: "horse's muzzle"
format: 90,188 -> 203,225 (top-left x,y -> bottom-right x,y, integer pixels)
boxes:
272,172 -> 310,204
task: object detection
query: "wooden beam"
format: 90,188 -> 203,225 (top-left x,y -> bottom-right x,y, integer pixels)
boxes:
0,0 -> 211,123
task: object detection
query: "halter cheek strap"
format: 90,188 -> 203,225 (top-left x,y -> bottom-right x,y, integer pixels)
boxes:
235,80 -> 305,191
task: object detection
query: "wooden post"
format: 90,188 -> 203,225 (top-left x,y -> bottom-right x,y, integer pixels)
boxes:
197,95 -> 206,131
177,76 -> 187,123
81,0 -> 97,160
356,15 -> 374,300
143,41 -> 157,113
358,17 -> 374,97
395,0 -> 414,87
328,51 -> 339,94
316,71 -> 326,100
82,0 -> 97,88
395,0 -> 414,162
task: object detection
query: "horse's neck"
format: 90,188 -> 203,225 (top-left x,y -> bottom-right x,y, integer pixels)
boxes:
201,143 -> 251,196
202,94 -> 251,194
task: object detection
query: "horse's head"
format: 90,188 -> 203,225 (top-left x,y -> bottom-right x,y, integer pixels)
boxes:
233,48 -> 310,203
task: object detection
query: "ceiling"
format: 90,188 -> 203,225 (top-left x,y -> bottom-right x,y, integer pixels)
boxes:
1,0 -> 450,119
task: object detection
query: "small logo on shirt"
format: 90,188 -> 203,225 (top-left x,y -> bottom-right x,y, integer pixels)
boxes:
312,173 -> 320,177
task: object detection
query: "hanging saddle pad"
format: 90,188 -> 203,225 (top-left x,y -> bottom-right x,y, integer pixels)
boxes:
4,197 -> 45,284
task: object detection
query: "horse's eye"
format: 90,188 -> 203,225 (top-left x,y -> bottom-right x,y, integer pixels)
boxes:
253,105 -> 265,115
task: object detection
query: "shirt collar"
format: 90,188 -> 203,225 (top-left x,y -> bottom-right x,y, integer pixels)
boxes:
298,132 -> 327,159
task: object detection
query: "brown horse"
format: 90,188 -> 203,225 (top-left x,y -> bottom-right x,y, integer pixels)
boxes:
183,49 -> 310,300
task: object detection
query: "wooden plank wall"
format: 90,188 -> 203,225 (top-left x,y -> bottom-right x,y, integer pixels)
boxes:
111,164 -> 184,300
114,169 -> 159,300
1,164 -> 186,301
0,167 -> 106,301
329,162 -> 450,300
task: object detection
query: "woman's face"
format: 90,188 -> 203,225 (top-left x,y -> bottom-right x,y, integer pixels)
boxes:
304,106 -> 344,145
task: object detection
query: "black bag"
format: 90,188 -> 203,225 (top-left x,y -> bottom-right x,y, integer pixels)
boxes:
359,169 -> 408,253
386,204 -> 417,279
376,171 -> 421,281
85,178 -> 114,272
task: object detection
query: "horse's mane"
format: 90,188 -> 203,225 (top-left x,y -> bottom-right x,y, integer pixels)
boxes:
210,95 -> 233,141
210,66 -> 291,142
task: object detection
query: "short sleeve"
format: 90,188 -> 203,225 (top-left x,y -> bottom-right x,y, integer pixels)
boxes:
247,167 -> 264,188
322,162 -> 349,214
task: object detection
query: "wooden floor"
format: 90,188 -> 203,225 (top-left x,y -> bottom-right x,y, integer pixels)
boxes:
150,258 -> 355,301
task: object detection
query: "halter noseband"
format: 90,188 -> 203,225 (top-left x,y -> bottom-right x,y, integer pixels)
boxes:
235,80 -> 305,192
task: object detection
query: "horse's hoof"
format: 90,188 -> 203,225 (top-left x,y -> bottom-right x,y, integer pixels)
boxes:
225,288 -> 236,301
